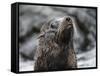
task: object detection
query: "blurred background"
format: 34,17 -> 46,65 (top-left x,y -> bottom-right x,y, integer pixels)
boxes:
19,4 -> 97,71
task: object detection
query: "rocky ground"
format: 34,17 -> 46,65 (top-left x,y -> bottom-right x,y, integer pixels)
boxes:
19,4 -> 97,71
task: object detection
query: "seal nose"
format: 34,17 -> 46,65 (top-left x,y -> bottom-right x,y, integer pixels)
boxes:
66,17 -> 71,21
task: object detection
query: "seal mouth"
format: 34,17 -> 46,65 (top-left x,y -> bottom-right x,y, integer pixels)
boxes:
67,24 -> 73,29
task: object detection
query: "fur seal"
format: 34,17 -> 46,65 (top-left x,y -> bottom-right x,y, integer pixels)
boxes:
34,16 -> 77,71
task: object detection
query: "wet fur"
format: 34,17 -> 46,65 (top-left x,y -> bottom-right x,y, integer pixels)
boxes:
34,17 -> 77,71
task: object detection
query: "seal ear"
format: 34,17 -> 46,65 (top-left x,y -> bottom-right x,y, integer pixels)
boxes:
37,32 -> 45,39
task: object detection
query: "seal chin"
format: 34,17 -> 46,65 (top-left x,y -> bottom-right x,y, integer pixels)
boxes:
64,28 -> 73,43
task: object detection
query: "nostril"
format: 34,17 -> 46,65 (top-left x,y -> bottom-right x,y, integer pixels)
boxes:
66,17 -> 71,21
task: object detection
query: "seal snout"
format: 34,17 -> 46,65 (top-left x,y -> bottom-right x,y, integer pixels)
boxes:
63,17 -> 73,29
64,17 -> 72,24
66,17 -> 71,22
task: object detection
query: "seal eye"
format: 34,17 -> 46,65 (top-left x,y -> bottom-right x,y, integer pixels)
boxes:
51,24 -> 55,28
50,22 -> 58,29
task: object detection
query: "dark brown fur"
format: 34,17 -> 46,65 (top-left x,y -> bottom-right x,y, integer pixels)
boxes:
34,16 -> 77,71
